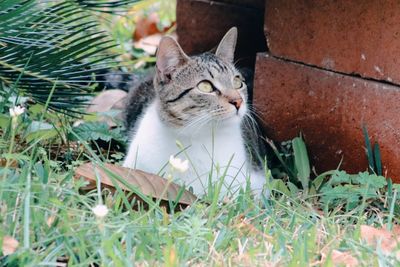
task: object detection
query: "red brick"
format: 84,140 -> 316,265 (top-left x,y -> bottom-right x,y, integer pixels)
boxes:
254,53 -> 400,182
176,0 -> 266,68
265,0 -> 400,85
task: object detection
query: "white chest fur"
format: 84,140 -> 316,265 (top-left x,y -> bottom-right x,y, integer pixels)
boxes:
123,101 -> 265,196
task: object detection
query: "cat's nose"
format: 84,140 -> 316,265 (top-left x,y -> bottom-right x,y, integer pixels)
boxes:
229,98 -> 243,111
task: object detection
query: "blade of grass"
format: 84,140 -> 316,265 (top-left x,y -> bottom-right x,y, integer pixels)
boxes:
208,155 -> 234,225
386,189 -> 397,231
373,143 -> 382,176
362,125 -> 374,174
292,136 -> 310,193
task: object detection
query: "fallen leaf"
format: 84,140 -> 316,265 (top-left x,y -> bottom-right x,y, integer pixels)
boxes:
361,225 -> 400,259
384,224 -> 400,236
133,13 -> 160,41
321,248 -> 359,267
2,236 -> 19,256
133,12 -> 174,41
133,33 -> 177,55
74,162 -> 197,211
0,158 -> 18,168
86,89 -> 127,128
331,250 -> 359,267
46,215 -> 56,227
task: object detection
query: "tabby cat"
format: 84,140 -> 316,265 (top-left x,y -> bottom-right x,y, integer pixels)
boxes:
123,27 -> 267,197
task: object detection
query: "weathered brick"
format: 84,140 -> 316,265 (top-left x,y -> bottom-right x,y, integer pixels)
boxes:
176,0 -> 266,68
254,53 -> 400,182
265,0 -> 400,85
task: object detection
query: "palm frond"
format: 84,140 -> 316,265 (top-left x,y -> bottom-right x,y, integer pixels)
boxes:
74,0 -> 140,13
0,0 -> 139,113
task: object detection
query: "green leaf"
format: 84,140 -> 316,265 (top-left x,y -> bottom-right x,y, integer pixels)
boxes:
287,181 -> 299,196
34,162 -> 49,184
312,170 -> 336,191
393,184 -> 400,200
320,185 -> 360,210
329,170 -> 351,185
69,121 -> 124,142
0,114 -> 9,129
393,184 -> 400,190
308,185 -> 317,196
352,172 -> 387,189
373,143 -> 382,175
320,170 -> 388,211
25,121 -> 58,143
292,136 -> 310,190
270,179 -> 291,196
26,121 -> 54,132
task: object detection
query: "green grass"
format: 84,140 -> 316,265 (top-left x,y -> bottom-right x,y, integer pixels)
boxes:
0,1 -> 399,263
0,108 -> 399,266
0,168 -> 398,266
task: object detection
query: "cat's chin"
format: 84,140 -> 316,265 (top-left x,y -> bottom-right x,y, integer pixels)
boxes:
215,112 -> 243,126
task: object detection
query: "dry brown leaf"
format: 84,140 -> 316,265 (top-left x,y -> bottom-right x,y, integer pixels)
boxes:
133,12 -> 175,41
133,33 -> 176,56
2,236 -> 19,256
361,225 -> 400,259
74,162 -> 197,209
46,215 -> 56,227
86,89 -> 128,128
0,158 -> 18,168
384,224 -> 400,236
321,248 -> 359,267
133,13 -> 160,41
133,34 -> 163,55
331,250 -> 359,267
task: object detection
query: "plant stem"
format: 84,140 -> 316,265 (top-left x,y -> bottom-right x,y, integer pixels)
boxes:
23,171 -> 31,249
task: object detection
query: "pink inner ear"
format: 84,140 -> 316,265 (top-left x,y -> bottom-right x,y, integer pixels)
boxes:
215,27 -> 237,63
155,65 -> 172,84
156,37 -> 188,78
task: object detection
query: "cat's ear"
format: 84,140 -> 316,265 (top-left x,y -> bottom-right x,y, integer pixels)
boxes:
215,27 -> 237,63
156,36 -> 189,81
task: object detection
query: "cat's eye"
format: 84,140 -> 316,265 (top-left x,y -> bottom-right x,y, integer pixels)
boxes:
197,81 -> 214,93
233,76 -> 243,89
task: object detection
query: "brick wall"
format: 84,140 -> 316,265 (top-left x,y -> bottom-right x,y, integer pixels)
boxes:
264,0 -> 400,84
176,0 -> 266,68
176,0 -> 400,182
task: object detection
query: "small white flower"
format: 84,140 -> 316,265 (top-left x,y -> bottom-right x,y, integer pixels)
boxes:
73,119 -> 84,127
9,106 -> 25,118
91,204 -> 109,218
169,155 -> 189,173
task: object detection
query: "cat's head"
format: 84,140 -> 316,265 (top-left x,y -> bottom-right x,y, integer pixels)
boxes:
154,27 -> 247,131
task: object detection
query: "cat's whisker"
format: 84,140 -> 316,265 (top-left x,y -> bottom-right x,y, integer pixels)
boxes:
244,110 -> 258,128
185,117 -> 209,134
179,112 -> 211,134
242,114 -> 254,133
247,105 -> 267,124
244,114 -> 260,137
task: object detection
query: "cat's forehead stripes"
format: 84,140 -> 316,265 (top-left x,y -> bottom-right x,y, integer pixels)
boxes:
197,53 -> 233,74
172,53 -> 236,85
